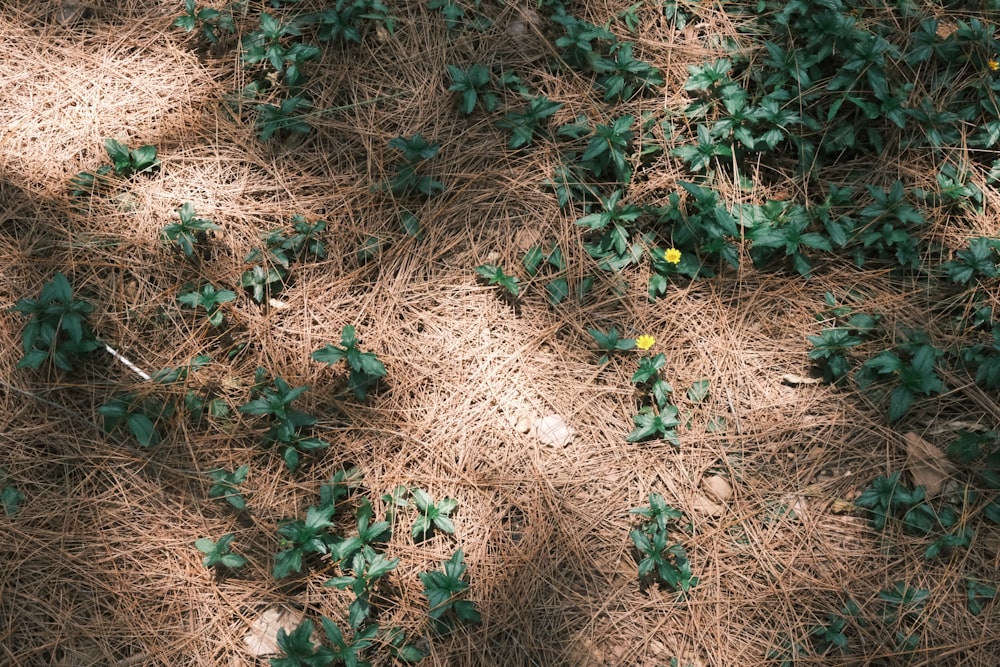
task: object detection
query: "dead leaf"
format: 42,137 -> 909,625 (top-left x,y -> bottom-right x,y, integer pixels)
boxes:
690,493 -> 723,517
244,607 -> 304,657
533,414 -> 575,446
781,373 -> 822,385
701,475 -> 732,503
904,432 -> 953,497
513,412 -> 534,434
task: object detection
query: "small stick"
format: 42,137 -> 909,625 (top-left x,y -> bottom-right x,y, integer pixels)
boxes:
103,343 -> 151,381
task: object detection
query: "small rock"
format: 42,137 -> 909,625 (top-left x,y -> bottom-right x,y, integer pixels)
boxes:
514,413 -> 534,434
534,414 -> 575,446
702,475 -> 732,503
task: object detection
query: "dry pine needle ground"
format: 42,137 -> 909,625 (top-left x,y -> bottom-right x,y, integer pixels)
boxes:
0,1 -> 999,666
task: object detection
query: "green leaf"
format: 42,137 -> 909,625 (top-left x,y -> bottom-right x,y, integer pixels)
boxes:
687,379 -> 710,403
2,484 -> 25,515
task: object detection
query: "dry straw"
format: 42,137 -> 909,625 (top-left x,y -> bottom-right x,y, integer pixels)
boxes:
0,1 -> 998,666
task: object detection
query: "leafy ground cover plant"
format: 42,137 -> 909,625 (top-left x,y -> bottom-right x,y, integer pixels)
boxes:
11,272 -> 101,371
588,326 -> 635,364
173,0 -> 235,44
98,392 -> 173,448
474,264 -> 519,299
855,339 -> 944,422
407,488 -> 458,543
419,549 -> 481,634
103,138 -> 160,177
207,465 -> 249,510
241,216 -> 327,302
629,492 -> 697,594
177,283 -> 236,327
447,64 -> 498,115
239,374 -> 329,471
162,203 -> 222,258
496,94 -> 562,149
385,134 -> 445,198
195,533 -> 248,569
312,325 -> 387,400
1,470 -> 24,516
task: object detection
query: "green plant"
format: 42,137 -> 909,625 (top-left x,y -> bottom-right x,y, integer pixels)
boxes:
195,533 -> 248,569
242,13 -> 319,88
578,115 -> 634,184
407,488 -> 458,542
162,203 -> 222,258
11,272 -> 101,371
207,465 -> 249,510
943,237 -> 1000,284
241,264 -> 286,303
575,189 -> 646,270
965,577 -> 997,616
671,123 -> 732,173
386,134 -> 445,197
103,138 -> 160,177
270,619 -> 327,667
317,617 -> 378,666
419,549 -> 481,634
856,341 -> 944,422
308,0 -> 395,43
809,613 -> 848,654
325,504 -> 398,628
173,0 -> 235,44
1,470 -> 24,516
496,95 -> 562,149
588,326 -> 636,365
853,181 -> 925,269
631,353 -> 673,409
474,264 -> 519,298
629,492 -> 697,594
239,375 -> 329,471
177,283 -> 236,327
741,199 -> 832,276
627,405 -> 681,445
550,12 -> 613,71
592,42 -> 663,102
855,471 -> 958,538
274,503 -> 336,579
256,96 -> 313,142
311,325 -> 388,401
447,64 -> 498,115
98,392 -> 172,448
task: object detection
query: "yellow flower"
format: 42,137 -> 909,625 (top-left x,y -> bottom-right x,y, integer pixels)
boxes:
635,334 -> 655,351
664,247 -> 682,264
989,59 -> 1000,72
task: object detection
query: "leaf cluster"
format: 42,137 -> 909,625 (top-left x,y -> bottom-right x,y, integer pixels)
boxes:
239,374 -> 329,471
311,325 -> 388,401
629,493 -> 697,594
10,273 -> 100,371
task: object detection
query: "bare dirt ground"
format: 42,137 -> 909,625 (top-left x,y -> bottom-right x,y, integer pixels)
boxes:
1,1 -> 999,666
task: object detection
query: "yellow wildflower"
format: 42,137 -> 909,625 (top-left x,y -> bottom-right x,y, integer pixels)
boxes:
664,247 -> 682,264
636,334 -> 655,351
989,58 -> 1000,72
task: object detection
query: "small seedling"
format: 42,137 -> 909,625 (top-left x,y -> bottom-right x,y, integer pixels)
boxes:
965,577 -> 997,616
256,96 -> 313,142
496,95 -> 562,148
408,488 -> 458,542
177,283 -> 236,327
173,0 -> 235,44
447,64 -> 498,114
631,352 -> 673,409
195,533 -> 248,569
162,203 -> 222,258
239,375 -> 329,471
629,493 -> 697,594
856,342 -> 944,422
1,470 -> 24,516
627,405 -> 681,445
273,503 -> 336,579
474,264 -> 519,298
98,393 -> 172,448
386,134 -> 445,198
419,549 -> 481,634
312,325 -> 388,401
207,465 -> 249,510
271,619 -> 324,667
318,617 -> 378,665
588,326 -> 635,364
11,272 -> 101,371
104,138 -> 160,177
